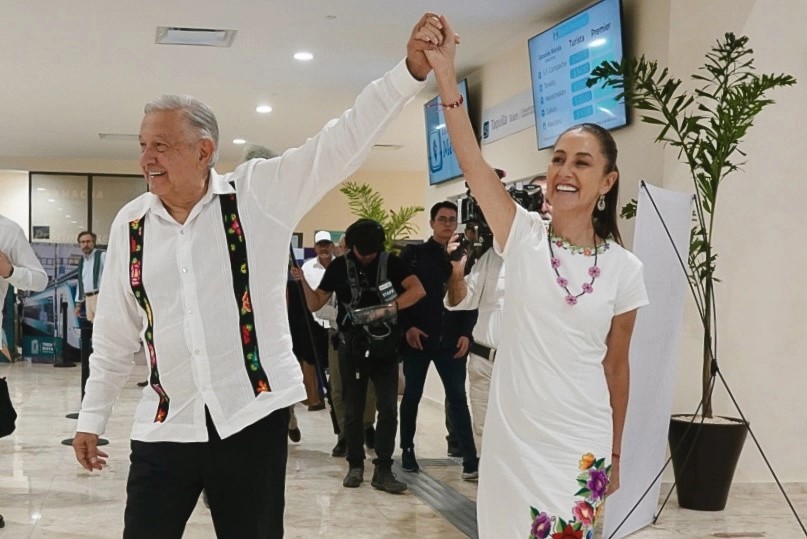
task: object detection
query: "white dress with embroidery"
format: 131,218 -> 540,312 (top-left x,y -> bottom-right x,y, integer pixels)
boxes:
477,206 -> 648,538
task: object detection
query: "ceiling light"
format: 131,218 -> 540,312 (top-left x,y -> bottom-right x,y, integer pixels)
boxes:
65,215 -> 71,218
47,199 -> 55,202
293,51 -> 314,61
256,105 -> 273,114
372,144 -> 404,151
98,133 -> 139,142
36,187 -> 46,191
233,138 -> 247,145
71,221 -> 78,224
155,27 -> 237,47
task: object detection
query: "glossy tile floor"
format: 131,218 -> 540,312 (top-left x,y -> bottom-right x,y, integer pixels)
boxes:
1,361 -> 806,538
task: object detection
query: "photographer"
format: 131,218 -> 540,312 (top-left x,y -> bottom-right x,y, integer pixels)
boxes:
445,174 -> 550,452
292,218 -> 425,493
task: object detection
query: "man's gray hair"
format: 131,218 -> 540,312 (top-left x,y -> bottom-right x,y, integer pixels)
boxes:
144,95 -> 220,169
243,145 -> 277,162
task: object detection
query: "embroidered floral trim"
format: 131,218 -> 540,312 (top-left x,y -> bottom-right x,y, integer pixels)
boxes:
129,217 -> 170,423
549,234 -> 611,256
219,193 -> 271,395
528,452 -> 611,539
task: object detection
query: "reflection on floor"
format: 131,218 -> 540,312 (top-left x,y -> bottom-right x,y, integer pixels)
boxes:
1,362 -> 805,538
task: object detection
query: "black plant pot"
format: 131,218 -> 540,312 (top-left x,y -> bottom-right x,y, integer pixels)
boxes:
668,415 -> 748,511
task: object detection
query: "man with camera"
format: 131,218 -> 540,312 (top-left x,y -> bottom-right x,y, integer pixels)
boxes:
292,218 -> 425,493
445,174 -> 550,450
398,201 -> 479,480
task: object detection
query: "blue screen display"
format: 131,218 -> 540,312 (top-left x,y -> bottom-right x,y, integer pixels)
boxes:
424,79 -> 469,185
528,0 -> 627,149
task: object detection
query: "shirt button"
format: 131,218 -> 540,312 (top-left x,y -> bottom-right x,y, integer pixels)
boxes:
187,309 -> 192,314
182,267 -> 188,273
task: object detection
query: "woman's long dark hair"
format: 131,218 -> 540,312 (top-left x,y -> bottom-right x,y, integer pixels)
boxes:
555,123 -> 623,245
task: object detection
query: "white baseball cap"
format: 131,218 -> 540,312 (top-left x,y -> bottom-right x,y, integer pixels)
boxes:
314,230 -> 332,244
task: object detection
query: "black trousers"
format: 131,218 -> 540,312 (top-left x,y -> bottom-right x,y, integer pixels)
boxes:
123,407 -> 290,539
339,328 -> 399,468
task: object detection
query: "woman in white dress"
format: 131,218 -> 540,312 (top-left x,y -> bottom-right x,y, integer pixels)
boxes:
422,16 -> 648,538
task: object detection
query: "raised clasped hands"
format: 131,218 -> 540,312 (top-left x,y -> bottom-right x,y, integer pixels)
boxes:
407,13 -> 460,80
422,15 -> 459,73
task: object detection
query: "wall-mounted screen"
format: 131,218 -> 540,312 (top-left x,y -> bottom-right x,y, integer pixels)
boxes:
424,79 -> 469,185
528,0 -> 627,149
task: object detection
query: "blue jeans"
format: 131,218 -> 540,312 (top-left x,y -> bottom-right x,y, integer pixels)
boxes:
399,347 -> 477,465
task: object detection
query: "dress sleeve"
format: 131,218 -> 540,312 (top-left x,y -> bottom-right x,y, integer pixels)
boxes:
614,253 -> 649,315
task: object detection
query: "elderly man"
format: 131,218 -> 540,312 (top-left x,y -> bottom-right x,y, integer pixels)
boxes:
72,13 -> 445,538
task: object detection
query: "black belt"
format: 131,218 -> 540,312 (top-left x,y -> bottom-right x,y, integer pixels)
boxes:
468,340 -> 496,362
84,290 -> 99,297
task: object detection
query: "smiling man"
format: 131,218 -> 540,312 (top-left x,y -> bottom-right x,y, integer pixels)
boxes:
72,13 -> 446,538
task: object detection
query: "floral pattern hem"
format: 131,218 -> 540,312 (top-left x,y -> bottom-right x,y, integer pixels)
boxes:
529,452 -> 610,539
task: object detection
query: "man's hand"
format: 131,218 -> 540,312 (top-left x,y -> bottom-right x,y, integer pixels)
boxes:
405,326 -> 428,350
73,432 -> 109,471
0,251 -> 13,279
74,304 -> 82,317
454,336 -> 470,358
289,267 -> 304,282
406,13 -> 452,81
446,233 -> 467,276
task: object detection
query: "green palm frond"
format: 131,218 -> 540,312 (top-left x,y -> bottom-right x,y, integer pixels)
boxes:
340,181 -> 424,252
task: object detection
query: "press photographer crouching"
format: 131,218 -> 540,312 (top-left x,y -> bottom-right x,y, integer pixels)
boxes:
292,218 -> 425,493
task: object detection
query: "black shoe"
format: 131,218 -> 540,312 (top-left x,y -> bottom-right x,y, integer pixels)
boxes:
331,438 -> 347,457
462,458 -> 479,481
364,425 -> 376,450
288,427 -> 301,443
0,514 -> 4,529
401,447 -> 419,473
343,466 -> 364,488
136,380 -> 148,387
371,465 -> 407,494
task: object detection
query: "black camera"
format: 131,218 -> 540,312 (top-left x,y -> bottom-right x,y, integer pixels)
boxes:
456,182 -> 545,270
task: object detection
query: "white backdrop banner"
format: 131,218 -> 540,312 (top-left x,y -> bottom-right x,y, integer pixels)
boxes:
602,182 -> 693,538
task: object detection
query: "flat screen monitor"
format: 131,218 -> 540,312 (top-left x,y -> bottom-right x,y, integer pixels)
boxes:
528,0 -> 627,150
424,79 -> 469,185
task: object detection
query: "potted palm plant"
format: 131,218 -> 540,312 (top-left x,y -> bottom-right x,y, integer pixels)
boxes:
588,33 -> 796,510
339,180 -> 424,252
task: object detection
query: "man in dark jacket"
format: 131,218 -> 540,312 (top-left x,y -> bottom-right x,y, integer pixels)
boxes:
398,201 -> 479,480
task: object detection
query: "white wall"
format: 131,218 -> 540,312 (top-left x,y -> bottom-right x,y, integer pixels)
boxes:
0,171 -> 30,235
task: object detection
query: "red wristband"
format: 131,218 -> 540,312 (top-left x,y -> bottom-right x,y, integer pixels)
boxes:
441,95 -> 464,109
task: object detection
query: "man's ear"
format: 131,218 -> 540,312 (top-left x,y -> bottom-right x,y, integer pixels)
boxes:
199,138 -> 215,168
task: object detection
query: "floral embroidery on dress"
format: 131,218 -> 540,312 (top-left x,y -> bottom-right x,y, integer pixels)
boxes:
549,234 -> 611,256
529,453 -> 611,539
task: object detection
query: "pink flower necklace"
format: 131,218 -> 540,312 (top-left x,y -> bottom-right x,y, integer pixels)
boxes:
547,225 -> 601,306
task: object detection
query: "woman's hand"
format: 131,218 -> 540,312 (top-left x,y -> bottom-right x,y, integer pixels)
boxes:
423,15 -> 460,73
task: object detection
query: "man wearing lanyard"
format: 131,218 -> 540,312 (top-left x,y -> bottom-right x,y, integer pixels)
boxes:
73,231 -> 105,323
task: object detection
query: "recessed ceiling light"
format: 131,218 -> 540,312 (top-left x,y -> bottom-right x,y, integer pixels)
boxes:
155,27 -> 237,47
47,199 -> 55,202
65,215 -> 71,218
233,138 -> 247,145
256,105 -> 273,114
71,221 -> 77,224
293,51 -> 314,62
36,187 -> 46,191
